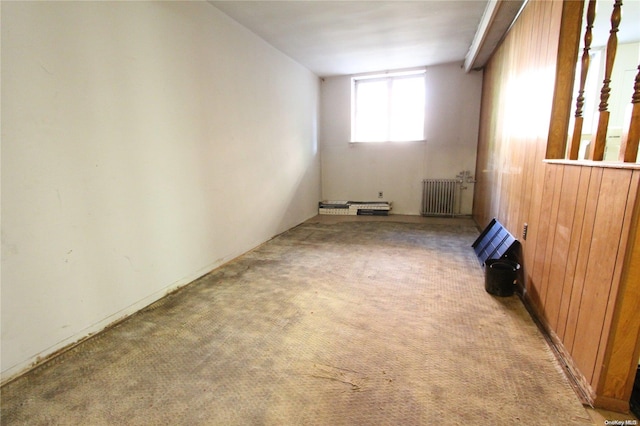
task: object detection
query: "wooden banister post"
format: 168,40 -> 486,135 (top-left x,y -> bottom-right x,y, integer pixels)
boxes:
546,0 -> 584,159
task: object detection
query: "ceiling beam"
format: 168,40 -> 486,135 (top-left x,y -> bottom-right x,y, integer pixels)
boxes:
464,0 -> 527,72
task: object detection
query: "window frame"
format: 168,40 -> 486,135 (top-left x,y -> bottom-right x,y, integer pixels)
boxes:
350,69 -> 427,144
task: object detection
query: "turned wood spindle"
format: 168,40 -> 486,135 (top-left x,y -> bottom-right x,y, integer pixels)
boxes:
589,0 -> 622,161
618,65 -> 640,162
568,0 -> 597,160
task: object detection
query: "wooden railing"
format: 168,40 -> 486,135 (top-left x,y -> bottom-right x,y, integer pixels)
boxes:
565,0 -> 640,163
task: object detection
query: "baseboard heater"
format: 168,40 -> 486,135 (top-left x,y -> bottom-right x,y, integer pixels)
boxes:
318,201 -> 391,216
421,179 -> 460,217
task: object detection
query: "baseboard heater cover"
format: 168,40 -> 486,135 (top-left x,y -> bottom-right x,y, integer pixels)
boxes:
318,201 -> 391,216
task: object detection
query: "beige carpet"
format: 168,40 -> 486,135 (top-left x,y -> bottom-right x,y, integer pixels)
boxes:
1,219 -> 593,425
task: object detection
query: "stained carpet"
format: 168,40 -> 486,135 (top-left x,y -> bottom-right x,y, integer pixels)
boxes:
1,219 -> 593,425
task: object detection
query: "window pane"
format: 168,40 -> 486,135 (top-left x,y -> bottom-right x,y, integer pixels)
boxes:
390,77 -> 425,141
352,72 -> 425,142
355,80 -> 389,142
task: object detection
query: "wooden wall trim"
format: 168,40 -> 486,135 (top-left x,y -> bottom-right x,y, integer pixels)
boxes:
545,159 -> 640,170
521,290 -> 596,406
593,395 -> 631,414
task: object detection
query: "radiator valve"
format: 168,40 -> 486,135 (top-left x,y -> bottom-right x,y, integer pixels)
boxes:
456,170 -> 476,190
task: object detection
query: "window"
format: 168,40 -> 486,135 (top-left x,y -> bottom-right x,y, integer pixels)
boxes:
351,70 -> 426,143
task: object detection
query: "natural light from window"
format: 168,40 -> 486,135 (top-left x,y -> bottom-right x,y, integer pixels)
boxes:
352,70 -> 426,143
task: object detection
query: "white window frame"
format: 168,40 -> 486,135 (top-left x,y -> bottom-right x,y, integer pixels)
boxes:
351,69 -> 426,143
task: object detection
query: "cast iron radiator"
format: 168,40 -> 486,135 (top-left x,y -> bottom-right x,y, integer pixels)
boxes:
421,179 -> 460,217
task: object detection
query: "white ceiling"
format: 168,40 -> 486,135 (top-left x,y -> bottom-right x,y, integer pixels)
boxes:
209,1 -> 491,77
208,1 -> 640,77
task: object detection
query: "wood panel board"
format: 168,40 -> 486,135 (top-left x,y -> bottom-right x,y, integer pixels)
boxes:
505,1 -> 534,235
519,1 -> 551,242
529,165 -> 557,311
519,133 -> 537,279
539,165 -> 565,316
563,167 -> 602,356
593,169 -> 640,396
557,165 -> 592,341
599,170 -> 640,401
528,1 -> 564,300
544,164 -> 582,332
473,71 -> 492,227
571,168 -> 631,383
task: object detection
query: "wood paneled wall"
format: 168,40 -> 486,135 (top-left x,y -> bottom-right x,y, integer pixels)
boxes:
474,0 -> 563,288
474,0 -> 640,412
536,163 -> 640,410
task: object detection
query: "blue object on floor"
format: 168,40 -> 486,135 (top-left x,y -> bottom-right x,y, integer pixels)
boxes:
472,218 -> 517,265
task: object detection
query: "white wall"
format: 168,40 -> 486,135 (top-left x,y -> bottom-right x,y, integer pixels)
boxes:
320,63 -> 482,215
1,1 -> 320,381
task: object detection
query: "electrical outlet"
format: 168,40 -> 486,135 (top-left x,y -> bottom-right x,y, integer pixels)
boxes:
378,191 -> 383,198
